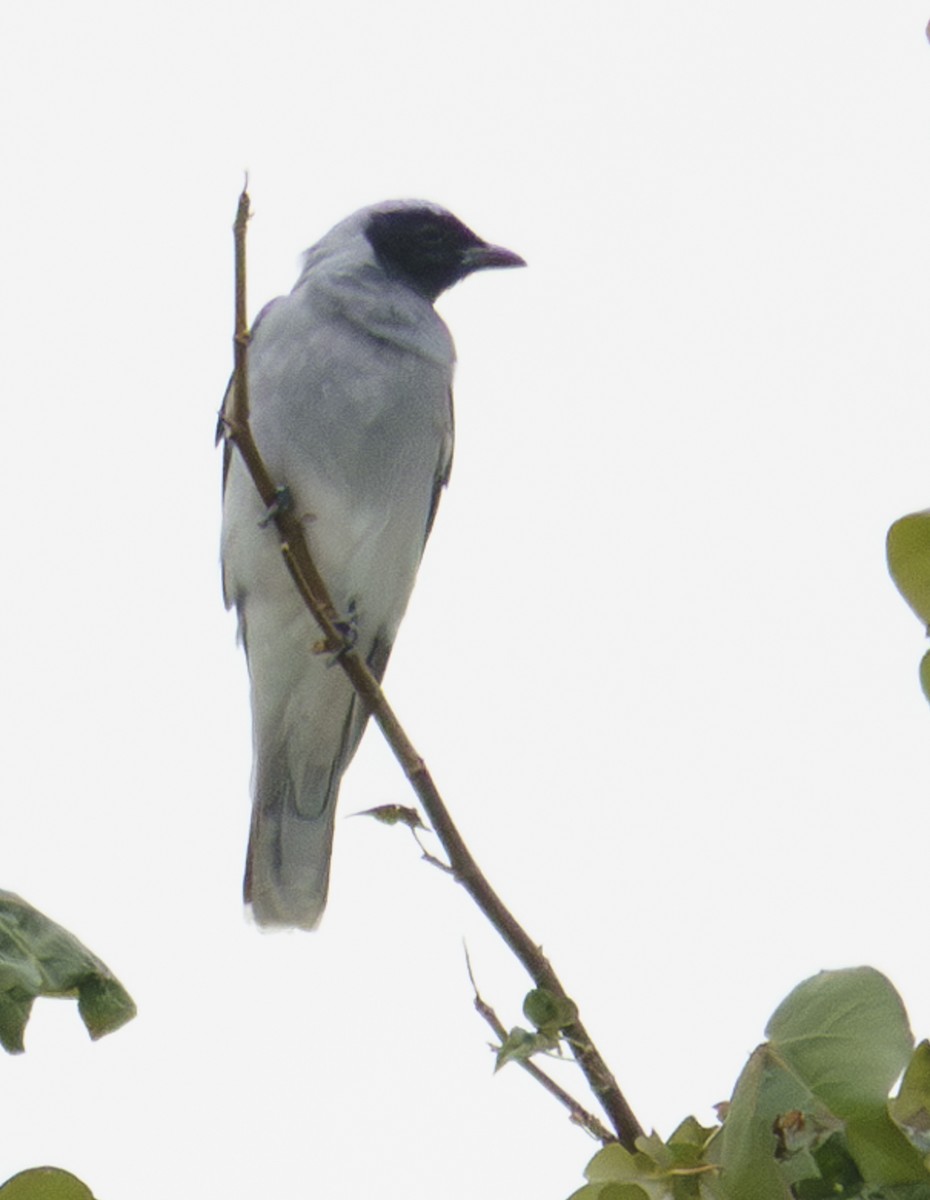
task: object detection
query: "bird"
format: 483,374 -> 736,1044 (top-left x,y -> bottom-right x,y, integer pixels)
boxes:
220,200 -> 525,930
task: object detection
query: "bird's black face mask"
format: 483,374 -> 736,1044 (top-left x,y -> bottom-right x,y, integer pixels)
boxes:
365,207 -> 491,300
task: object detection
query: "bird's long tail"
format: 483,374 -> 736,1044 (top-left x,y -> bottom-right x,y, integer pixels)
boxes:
244,730 -> 352,931
243,635 -> 391,930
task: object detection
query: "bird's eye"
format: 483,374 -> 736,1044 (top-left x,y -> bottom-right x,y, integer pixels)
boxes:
415,224 -> 447,250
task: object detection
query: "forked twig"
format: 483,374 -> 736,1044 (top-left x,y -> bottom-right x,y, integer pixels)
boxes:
463,946 -> 614,1142
222,184 -> 643,1151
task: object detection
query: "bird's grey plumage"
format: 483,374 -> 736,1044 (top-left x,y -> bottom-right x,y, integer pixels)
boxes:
221,200 -> 524,929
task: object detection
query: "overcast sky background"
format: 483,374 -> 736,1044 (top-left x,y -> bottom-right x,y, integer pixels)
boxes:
2,3 -> 930,1197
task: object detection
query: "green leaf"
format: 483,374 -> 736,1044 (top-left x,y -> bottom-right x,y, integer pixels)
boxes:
580,1137 -> 719,1200
585,1144 -> 642,1184
494,1025 -> 556,1071
843,1110 -> 930,1188
352,804 -> 425,829
791,1133 -> 863,1199
667,1116 -> 718,1151
0,1167 -> 95,1199
887,513 -> 930,703
568,1187 -> 650,1200
523,987 -> 578,1035
765,967 -> 913,1119
891,1041 -> 930,1153
888,512 -> 930,626
718,1044 -> 814,1200
634,1133 -> 674,1170
0,989 -> 35,1057
0,890 -> 136,1053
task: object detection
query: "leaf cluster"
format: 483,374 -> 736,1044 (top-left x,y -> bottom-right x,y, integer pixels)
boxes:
0,892 -> 136,1195
495,988 -> 580,1071
556,968 -> 930,1200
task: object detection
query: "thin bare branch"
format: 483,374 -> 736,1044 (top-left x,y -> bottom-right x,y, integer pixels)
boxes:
224,184 -> 643,1150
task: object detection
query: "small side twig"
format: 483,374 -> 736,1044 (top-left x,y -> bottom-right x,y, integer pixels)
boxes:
224,183 -> 643,1151
464,947 -> 614,1143
412,828 -> 455,875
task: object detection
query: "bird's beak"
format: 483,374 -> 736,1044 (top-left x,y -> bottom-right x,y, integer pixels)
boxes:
462,242 -> 527,273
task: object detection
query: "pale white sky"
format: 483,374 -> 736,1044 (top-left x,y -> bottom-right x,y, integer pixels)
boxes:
2,3 -> 930,1197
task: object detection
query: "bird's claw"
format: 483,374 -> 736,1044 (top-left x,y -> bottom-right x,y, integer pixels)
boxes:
334,617 -> 359,650
258,485 -> 293,528
313,600 -> 359,665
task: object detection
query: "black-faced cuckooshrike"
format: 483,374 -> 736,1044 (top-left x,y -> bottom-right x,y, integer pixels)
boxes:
221,201 -> 524,929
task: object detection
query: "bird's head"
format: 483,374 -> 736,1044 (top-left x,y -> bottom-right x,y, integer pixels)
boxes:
362,201 -> 526,301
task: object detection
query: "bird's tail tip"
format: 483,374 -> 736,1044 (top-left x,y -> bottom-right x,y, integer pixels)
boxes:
245,895 -> 326,932
244,792 -> 335,932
